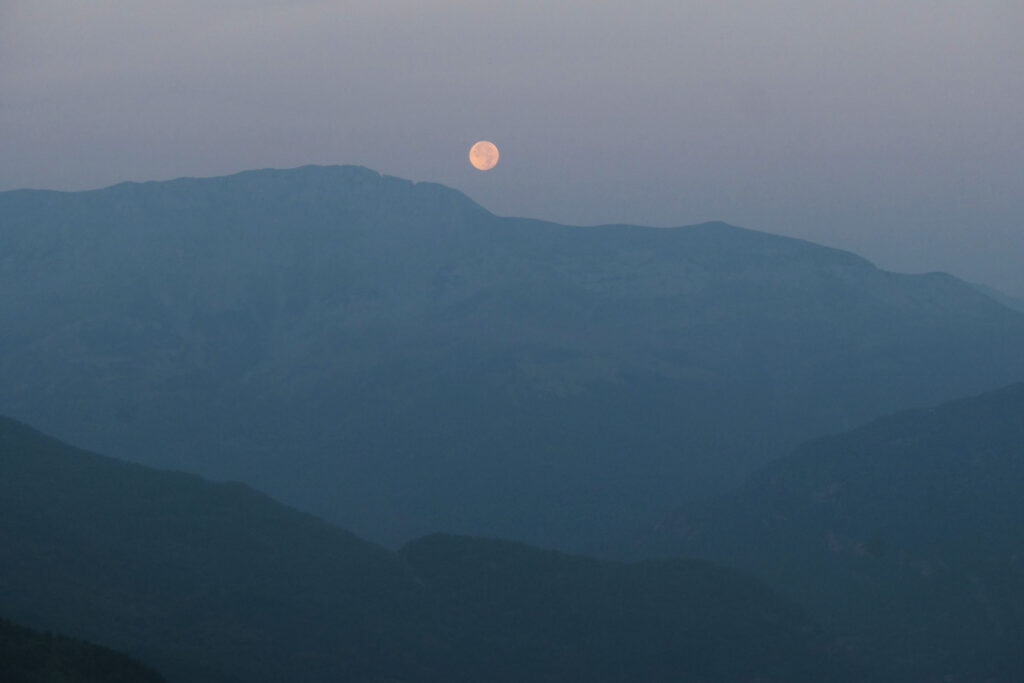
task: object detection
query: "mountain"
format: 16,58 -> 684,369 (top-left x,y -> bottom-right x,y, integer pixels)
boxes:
3,165 -> 1024,548
398,534 -> 856,682
971,281 -> 1024,313
0,618 -> 166,683
618,382 -> 1024,682
0,414 -> 415,682
0,415 -> 858,682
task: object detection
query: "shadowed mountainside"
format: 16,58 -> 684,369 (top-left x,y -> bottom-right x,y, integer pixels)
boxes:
0,618 -> 166,683
618,382 -> 1024,682
0,415 -> 860,683
3,165 -> 1024,548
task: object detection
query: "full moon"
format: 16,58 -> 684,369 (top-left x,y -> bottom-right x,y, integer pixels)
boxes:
469,140 -> 499,171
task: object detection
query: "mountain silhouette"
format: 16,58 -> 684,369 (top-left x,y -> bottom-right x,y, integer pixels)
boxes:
619,382 -> 1024,681
0,617 -> 166,683
3,165 -> 1024,548
0,415 -> 859,683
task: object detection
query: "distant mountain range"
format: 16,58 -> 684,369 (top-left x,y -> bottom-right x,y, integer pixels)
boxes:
0,415 -> 858,683
617,382 -> 1024,682
3,165 -> 1024,548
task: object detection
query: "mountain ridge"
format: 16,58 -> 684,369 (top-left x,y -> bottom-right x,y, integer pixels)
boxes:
0,617 -> 167,683
0,413 -> 861,683
0,164 -> 928,275
3,164 -> 1024,548
616,380 -> 1024,681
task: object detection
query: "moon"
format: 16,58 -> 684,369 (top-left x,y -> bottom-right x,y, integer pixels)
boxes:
469,140 -> 499,171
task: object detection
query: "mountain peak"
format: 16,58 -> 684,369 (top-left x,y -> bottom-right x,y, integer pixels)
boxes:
88,164 -> 492,219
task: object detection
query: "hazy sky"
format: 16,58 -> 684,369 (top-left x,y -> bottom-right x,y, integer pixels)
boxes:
3,1 -> 1023,295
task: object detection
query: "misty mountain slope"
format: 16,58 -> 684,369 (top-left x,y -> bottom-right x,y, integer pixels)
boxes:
0,415 -> 860,683
0,618 -> 166,683
2,165 -> 1024,548
0,414 -> 418,683
619,381 -> 1024,682
971,281 -> 1024,313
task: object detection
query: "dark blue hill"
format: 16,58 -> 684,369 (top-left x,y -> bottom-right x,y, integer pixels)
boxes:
621,382 -> 1024,681
0,617 -> 165,683
0,414 -> 860,682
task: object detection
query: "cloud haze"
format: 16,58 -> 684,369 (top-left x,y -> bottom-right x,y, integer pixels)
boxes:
2,1 -> 1022,294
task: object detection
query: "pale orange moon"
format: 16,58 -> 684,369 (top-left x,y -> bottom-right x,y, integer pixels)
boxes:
469,140 -> 499,170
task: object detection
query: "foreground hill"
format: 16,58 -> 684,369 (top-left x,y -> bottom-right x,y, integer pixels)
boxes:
3,165 -> 1024,548
0,415 -> 858,683
0,618 -> 166,683
621,382 -> 1024,682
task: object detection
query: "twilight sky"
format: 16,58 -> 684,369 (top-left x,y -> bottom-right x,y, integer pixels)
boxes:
2,1 -> 1022,295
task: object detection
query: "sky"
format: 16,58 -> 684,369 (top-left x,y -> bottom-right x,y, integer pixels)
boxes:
2,1 -> 1023,296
